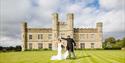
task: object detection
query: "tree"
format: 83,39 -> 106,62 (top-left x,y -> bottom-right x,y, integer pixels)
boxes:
15,45 -> 22,51
104,37 -> 116,48
116,39 -> 120,42
122,37 -> 125,47
103,37 -> 122,49
105,37 -> 116,44
0,46 -> 3,50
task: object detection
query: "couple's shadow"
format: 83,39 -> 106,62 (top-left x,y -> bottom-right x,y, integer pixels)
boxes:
66,55 -> 91,60
77,55 -> 91,59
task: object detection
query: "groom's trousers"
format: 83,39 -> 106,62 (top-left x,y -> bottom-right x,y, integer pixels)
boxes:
66,45 -> 76,59
68,50 -> 76,58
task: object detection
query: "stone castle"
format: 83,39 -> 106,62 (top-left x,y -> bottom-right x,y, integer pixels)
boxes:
21,13 -> 103,51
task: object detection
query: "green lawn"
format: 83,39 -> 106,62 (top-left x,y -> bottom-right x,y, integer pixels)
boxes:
0,50 -> 125,63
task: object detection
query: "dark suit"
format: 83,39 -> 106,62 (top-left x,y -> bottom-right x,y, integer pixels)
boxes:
61,37 -> 76,58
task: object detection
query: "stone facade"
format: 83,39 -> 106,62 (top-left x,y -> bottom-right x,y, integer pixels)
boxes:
21,13 -> 103,51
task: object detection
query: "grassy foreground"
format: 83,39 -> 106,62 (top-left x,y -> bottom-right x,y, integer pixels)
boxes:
0,50 -> 125,63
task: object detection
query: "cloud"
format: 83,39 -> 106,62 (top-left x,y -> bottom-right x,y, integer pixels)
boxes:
99,0 -> 125,10
0,0 -> 31,46
96,10 -> 125,32
0,0 -> 31,22
72,0 -> 125,32
67,4 -> 82,13
97,0 -> 125,32
27,0 -> 61,27
0,0 -> 125,46
0,36 -> 21,47
0,0 -> 31,35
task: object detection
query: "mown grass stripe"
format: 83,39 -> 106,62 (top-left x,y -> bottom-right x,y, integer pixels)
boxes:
95,51 -> 124,63
99,50 -> 125,58
84,50 -> 94,63
89,50 -> 113,63
91,51 -> 122,63
86,50 -> 110,63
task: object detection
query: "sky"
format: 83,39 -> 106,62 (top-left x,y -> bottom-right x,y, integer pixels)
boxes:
0,0 -> 125,46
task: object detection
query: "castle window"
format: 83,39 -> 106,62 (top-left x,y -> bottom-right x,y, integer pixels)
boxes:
38,34 -> 43,39
38,34 -> 40,39
48,43 -> 52,49
38,43 -> 43,49
91,43 -> 94,48
48,34 -> 52,39
41,34 -> 43,39
29,43 -> 32,49
29,35 -> 32,39
80,43 -> 85,49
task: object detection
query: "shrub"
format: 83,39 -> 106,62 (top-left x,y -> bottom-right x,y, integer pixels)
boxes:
75,48 -> 104,50
25,48 -> 52,51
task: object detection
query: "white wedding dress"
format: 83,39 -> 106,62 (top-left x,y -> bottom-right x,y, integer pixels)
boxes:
51,43 -> 69,60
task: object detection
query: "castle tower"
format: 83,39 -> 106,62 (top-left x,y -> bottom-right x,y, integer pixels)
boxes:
96,22 -> 103,48
67,13 -> 74,38
52,13 -> 59,50
21,22 -> 28,51
96,22 -> 103,33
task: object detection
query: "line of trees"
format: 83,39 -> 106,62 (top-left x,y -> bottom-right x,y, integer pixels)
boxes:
103,37 -> 125,50
0,45 -> 21,52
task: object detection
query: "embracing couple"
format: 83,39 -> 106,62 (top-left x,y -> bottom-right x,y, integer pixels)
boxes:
51,35 -> 76,60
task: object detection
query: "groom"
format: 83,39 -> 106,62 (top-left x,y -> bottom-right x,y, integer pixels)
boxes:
61,35 -> 76,59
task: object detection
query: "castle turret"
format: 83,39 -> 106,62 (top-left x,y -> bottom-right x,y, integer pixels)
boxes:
96,22 -> 103,33
67,13 -> 74,38
52,13 -> 59,50
21,22 -> 28,51
52,13 -> 58,31
96,22 -> 103,48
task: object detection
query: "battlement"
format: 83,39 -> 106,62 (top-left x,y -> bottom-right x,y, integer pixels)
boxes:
59,22 -> 67,25
74,28 -> 97,33
28,28 -> 52,33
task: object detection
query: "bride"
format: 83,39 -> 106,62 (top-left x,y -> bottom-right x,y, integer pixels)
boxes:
51,39 -> 68,60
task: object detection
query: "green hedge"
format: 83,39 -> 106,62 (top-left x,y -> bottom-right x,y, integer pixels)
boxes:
25,48 -> 52,51
104,47 -> 121,50
75,48 -> 104,50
